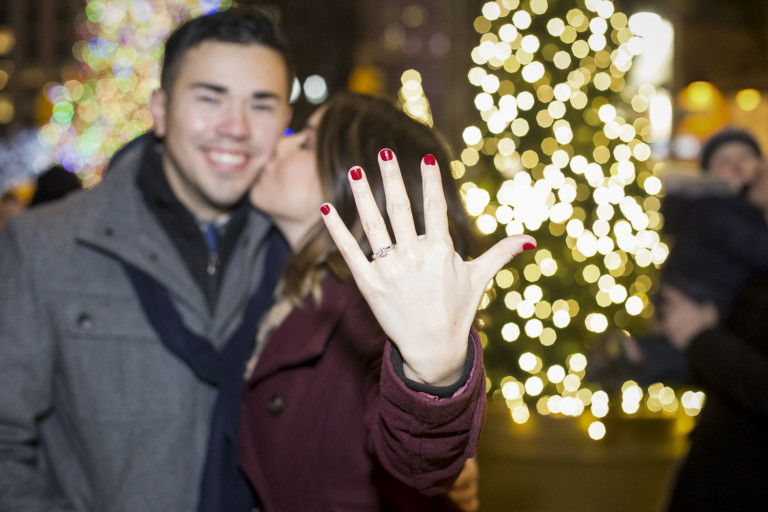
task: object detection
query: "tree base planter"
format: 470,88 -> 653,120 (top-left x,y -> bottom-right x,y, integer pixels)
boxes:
477,401 -> 691,512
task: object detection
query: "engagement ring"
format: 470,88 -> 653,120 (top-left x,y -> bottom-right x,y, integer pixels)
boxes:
372,244 -> 395,260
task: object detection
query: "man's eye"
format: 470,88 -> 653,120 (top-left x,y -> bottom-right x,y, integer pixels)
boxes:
198,95 -> 220,104
252,104 -> 275,111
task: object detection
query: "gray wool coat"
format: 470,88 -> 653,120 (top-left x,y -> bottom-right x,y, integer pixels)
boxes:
0,137 -> 273,512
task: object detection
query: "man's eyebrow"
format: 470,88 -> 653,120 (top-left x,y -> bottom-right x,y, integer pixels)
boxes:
188,84 -> 282,102
190,82 -> 227,94
252,92 -> 282,101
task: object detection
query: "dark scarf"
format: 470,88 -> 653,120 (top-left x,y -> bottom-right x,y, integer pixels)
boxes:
135,134 -> 250,310
124,221 -> 289,512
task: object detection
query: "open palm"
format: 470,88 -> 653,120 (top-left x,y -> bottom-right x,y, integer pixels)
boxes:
321,149 -> 536,386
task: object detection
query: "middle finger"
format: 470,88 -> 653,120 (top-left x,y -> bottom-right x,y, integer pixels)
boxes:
379,148 -> 418,245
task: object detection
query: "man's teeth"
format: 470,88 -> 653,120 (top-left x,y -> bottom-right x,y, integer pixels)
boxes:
209,151 -> 247,165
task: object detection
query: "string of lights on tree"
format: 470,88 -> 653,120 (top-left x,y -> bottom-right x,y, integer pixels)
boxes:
458,0 -> 703,438
37,0 -> 232,187
397,69 -> 434,127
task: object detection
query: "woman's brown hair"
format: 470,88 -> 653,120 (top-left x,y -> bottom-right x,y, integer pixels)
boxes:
280,92 -> 478,307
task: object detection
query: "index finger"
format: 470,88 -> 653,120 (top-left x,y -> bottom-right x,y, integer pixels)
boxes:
320,203 -> 371,277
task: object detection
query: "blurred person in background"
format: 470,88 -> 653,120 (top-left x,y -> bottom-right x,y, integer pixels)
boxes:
0,166 -> 81,231
658,153 -> 768,510
588,128 -> 768,389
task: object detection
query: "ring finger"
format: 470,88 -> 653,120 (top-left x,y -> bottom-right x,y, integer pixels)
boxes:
347,166 -> 394,259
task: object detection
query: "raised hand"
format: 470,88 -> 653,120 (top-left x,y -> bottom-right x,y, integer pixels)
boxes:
657,284 -> 719,350
320,149 -> 536,386
447,457 -> 480,512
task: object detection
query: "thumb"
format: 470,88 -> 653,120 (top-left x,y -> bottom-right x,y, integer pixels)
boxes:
469,234 -> 537,287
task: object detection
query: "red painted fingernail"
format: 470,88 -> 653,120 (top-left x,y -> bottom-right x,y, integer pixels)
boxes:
321,204 -> 330,215
424,154 -> 436,166
380,148 -> 393,161
350,167 -> 363,180
523,242 -> 536,251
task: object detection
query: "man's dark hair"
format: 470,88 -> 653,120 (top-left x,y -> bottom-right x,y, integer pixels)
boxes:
160,7 -> 295,96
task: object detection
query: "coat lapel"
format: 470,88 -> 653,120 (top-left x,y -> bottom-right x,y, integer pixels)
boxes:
73,137 -> 273,334
210,210 -> 273,338
247,276 -> 358,384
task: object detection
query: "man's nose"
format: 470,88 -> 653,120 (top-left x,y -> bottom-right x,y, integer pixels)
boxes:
217,104 -> 250,139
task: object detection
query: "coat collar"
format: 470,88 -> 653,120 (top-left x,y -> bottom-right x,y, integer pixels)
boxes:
247,275 -> 360,384
74,133 -> 273,329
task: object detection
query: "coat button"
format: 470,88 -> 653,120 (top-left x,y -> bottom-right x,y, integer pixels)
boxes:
268,395 -> 284,416
77,313 -> 93,330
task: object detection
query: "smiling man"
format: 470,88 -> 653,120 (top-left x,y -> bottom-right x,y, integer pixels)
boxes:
0,8 -> 293,512
150,41 -> 291,221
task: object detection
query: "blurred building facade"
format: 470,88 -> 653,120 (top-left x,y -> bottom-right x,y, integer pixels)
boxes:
1,0 -> 768,149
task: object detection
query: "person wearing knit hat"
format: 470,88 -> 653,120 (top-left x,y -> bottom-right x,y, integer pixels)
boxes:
700,127 -> 762,185
658,128 -> 766,320
660,139 -> 768,511
588,127 -> 768,387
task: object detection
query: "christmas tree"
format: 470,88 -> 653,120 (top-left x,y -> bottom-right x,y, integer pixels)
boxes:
457,0 -> 689,427
37,0 -> 232,186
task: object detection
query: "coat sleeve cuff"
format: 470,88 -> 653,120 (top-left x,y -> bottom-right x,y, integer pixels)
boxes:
387,331 -> 478,399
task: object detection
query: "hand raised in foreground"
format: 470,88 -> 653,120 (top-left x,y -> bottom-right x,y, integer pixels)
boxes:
447,457 -> 480,512
320,149 -> 536,387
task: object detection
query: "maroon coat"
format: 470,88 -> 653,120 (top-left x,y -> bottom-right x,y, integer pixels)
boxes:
239,274 -> 486,511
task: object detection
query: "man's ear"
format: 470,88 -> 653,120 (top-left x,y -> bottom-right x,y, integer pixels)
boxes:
149,89 -> 168,137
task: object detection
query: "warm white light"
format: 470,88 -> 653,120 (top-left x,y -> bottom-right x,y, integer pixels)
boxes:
525,376 -> 544,396
513,10 -> 532,29
522,61 -> 545,83
547,365 -> 566,383
626,296 -> 644,315
521,35 -> 541,53
462,126 -> 483,145
517,91 -> 535,110
482,1 -> 502,21
588,421 -> 606,440
475,92 -> 494,111
649,88 -> 673,154
304,75 -> 328,104
502,380 -> 522,399
519,352 -> 538,372
290,77 -> 301,103
547,18 -> 565,36
499,24 -> 518,42
464,186 -> 490,215
502,322 -> 521,341
523,285 -> 543,303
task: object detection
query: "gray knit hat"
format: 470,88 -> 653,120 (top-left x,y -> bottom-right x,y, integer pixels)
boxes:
700,128 -> 762,171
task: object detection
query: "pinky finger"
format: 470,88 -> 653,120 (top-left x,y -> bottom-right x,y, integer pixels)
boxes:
320,203 -> 371,278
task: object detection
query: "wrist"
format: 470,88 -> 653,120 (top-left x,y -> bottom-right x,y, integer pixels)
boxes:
402,361 -> 464,387
390,337 -> 475,397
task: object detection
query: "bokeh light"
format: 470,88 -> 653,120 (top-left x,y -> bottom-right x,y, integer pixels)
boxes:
466,0 -> 683,431
38,0 -> 233,185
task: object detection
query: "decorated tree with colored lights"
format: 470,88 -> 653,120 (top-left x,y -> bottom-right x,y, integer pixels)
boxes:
457,0 -> 680,424
38,0 -> 232,186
